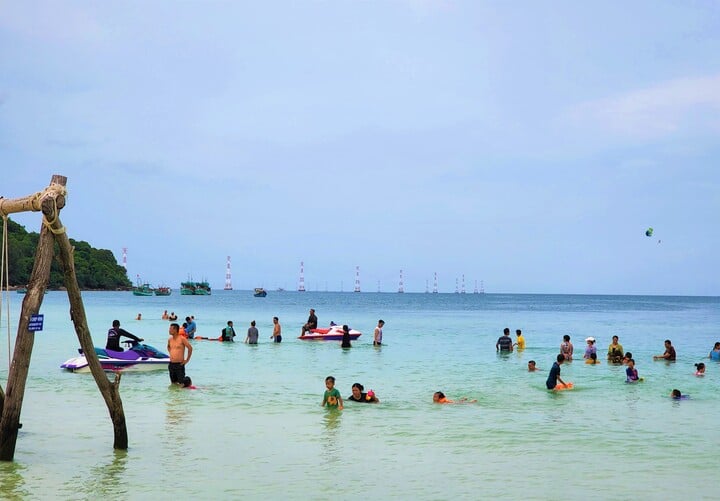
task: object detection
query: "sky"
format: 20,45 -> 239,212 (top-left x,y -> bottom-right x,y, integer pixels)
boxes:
1,1 -> 719,295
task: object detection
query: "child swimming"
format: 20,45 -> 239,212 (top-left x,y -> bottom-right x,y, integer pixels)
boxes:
694,362 -> 706,376
432,391 -> 476,404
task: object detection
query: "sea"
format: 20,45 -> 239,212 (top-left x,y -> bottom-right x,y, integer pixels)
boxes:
0,290 -> 718,500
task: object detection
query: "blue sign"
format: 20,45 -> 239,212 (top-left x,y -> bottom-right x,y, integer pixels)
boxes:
28,314 -> 44,332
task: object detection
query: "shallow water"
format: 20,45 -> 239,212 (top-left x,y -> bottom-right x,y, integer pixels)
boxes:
0,291 -> 718,499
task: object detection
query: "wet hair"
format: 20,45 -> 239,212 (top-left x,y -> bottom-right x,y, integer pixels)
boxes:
325,376 -> 335,383
378,319 -> 384,325
112,320 -> 120,327
273,316 -> 279,321
557,353 -> 565,363
671,389 -> 681,398
528,360 -> 536,365
251,320 -> 256,326
624,352 -> 633,359
434,391 -> 446,399
695,362 -> 705,370
665,339 -> 672,344
182,376 -> 192,387
170,323 -> 179,332
186,317 -> 191,322
714,342 -> 720,349
563,335 -> 571,341
627,358 -> 635,364
352,383 -> 364,391
342,324 -> 349,332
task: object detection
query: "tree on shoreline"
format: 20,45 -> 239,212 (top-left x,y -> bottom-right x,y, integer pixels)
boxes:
0,218 -> 131,289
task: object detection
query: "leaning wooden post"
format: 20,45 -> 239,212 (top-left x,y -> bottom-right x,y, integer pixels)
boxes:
52,216 -> 129,449
0,175 -> 64,461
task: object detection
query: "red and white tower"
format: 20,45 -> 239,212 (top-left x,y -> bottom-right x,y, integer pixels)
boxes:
122,247 -> 127,268
354,266 -> 361,292
461,274 -> 466,294
433,272 -> 438,293
224,256 -> 232,290
398,269 -> 405,293
298,261 -> 306,292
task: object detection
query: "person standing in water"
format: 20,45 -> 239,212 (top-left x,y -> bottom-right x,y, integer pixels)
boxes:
373,319 -> 384,346
341,325 -> 352,348
245,320 -> 259,344
271,316 -> 282,343
167,323 -> 192,385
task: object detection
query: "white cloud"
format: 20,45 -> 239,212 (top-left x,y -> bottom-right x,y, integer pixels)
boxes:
567,74 -> 720,140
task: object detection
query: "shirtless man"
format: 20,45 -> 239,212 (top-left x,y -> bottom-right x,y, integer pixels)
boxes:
271,316 -> 282,343
167,323 -> 192,384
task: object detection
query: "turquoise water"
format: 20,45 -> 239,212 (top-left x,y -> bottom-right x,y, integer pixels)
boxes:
1,291 -> 719,499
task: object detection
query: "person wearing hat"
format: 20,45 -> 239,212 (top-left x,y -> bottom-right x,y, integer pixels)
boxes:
583,337 -> 597,360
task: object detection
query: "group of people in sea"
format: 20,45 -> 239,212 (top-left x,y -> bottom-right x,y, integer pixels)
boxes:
500,329 -> 718,399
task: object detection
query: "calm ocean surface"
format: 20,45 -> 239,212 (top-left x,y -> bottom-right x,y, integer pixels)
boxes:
1,291 -> 719,500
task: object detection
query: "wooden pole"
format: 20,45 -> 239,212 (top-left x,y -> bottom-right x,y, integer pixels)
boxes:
0,175 -> 65,460
52,217 -> 129,449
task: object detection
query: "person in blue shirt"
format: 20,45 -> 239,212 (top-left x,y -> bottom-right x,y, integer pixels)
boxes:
185,316 -> 197,339
709,342 -> 720,361
546,354 -> 568,390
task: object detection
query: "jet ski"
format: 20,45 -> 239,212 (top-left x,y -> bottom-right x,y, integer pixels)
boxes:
61,340 -> 170,373
298,325 -> 362,341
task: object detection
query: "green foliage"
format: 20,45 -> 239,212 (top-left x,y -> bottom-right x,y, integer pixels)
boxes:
0,218 -> 131,290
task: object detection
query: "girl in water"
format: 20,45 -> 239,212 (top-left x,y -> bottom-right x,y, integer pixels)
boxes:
694,362 -> 706,376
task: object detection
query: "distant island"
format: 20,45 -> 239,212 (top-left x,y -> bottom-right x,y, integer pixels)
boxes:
1,218 -> 131,290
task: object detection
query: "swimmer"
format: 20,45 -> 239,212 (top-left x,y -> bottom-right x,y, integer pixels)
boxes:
433,391 -> 476,404
162,310 -> 169,320
670,389 -> 689,400
585,352 -> 601,365
182,376 -> 196,389
347,383 -> 379,403
528,360 -> 539,372
136,313 -> 142,321
694,362 -> 706,376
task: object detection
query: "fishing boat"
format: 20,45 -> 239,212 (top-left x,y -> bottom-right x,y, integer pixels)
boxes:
195,281 -> 211,295
60,341 -> 170,373
132,282 -> 154,296
253,287 -> 267,297
154,286 -> 172,296
180,279 -> 211,295
180,281 -> 196,295
299,325 -> 362,341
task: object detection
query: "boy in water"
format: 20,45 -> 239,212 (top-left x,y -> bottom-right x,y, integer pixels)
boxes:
321,376 -> 343,410
626,358 -> 640,382
546,354 -> 568,390
167,323 -> 192,385
528,360 -> 538,372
